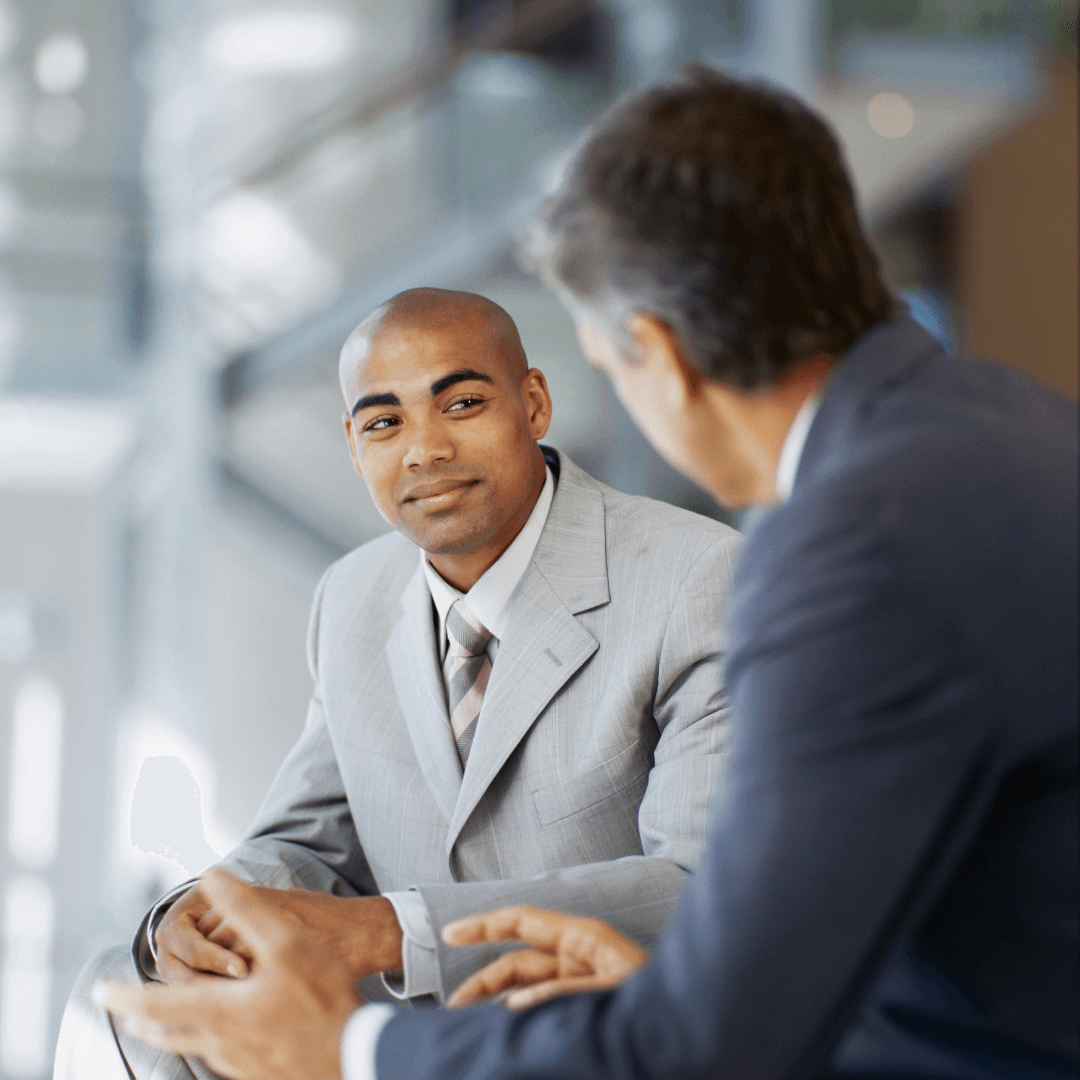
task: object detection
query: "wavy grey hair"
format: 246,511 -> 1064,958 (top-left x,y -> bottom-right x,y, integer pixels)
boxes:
523,65 -> 897,389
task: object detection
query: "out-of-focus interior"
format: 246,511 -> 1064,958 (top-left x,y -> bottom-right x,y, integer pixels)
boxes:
0,0 -> 1075,1074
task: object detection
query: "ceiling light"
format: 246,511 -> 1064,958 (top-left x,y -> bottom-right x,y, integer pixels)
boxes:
204,9 -> 359,75
33,33 -> 88,95
867,92 -> 914,139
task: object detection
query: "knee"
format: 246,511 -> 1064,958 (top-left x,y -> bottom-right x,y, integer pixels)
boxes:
70,944 -> 138,1003
55,945 -> 137,1080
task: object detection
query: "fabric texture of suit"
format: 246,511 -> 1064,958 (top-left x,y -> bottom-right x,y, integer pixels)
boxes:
162,450 -> 742,1000
375,315 -> 1079,1080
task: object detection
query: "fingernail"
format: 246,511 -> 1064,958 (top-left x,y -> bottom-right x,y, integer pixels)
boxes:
91,983 -> 110,1008
227,963 -> 242,977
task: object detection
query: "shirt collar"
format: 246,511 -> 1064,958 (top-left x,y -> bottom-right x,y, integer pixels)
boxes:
774,389 -> 824,504
422,464 -> 555,646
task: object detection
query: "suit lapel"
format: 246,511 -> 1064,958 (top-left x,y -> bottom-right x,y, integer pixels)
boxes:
447,455 -> 609,851
386,563 -> 462,823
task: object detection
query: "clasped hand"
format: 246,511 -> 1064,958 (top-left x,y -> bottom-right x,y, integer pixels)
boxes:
155,875 -> 403,984
102,871 -> 649,1080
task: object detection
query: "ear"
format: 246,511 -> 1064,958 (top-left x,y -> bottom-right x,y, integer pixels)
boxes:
342,413 -> 364,477
626,313 -> 701,408
522,369 -> 553,441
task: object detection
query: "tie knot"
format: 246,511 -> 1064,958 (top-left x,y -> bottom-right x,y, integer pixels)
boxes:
446,599 -> 492,658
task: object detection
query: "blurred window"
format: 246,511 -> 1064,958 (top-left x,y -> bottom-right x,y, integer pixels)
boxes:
0,875 -> 54,1077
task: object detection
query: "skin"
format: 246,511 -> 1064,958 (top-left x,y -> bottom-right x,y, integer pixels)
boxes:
579,314 -> 836,510
155,288 -> 553,987
444,906 -> 648,1009
155,884 -> 402,984
105,315 -> 835,1073
102,872 -> 360,1080
341,287 -> 551,591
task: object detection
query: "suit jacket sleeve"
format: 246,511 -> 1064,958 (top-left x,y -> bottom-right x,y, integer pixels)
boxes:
372,489 -> 1022,1079
415,534 -> 736,1000
215,565 -> 380,897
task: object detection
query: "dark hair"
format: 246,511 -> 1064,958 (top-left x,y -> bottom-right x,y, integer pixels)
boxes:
523,66 -> 897,389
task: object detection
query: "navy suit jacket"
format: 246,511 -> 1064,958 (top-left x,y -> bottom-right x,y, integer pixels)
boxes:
376,316 -> 1079,1080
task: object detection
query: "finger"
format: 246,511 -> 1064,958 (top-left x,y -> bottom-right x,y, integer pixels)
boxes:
556,919 -> 644,976
202,920 -> 240,952
450,907 -> 621,976
197,870 -> 297,954
195,907 -> 224,936
443,906 -> 577,951
163,925 -> 248,979
448,950 -> 559,1008
505,973 -> 623,1010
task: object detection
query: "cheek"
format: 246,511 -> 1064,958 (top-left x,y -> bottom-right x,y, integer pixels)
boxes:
611,371 -> 671,441
354,452 -> 398,524
610,373 -> 701,475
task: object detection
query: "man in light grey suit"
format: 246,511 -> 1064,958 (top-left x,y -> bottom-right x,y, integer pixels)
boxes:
56,288 -> 741,1076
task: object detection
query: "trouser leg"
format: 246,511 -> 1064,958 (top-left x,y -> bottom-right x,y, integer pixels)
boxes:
53,945 -> 220,1080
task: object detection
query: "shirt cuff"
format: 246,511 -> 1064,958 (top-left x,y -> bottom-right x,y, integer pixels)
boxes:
381,890 -> 439,999
341,1004 -> 396,1080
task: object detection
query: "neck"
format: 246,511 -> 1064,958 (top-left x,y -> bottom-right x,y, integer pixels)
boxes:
702,353 -> 835,507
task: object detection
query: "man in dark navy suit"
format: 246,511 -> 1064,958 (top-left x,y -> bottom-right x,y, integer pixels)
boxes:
102,67 -> 1079,1080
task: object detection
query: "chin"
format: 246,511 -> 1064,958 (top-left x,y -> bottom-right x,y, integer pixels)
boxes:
402,515 -> 497,558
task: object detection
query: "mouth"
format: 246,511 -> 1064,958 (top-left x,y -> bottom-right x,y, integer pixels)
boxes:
402,478 -> 478,509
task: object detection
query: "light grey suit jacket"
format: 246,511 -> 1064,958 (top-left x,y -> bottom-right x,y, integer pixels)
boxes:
213,451 -> 743,998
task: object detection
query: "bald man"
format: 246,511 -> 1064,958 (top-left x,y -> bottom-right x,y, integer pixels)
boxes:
56,288 -> 742,1079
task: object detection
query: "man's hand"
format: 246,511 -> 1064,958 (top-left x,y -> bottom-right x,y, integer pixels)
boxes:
199,885 -> 403,979
156,885 -> 249,984
444,906 -> 648,1010
100,870 -> 362,1080
156,880 -> 403,984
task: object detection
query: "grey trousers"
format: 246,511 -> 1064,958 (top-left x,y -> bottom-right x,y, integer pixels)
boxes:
53,946 -> 219,1080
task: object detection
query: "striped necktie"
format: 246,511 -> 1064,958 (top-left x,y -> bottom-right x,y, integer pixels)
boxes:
445,599 -> 493,766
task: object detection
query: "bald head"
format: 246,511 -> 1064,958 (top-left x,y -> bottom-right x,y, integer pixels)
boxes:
338,286 -> 553,590
339,288 -> 527,399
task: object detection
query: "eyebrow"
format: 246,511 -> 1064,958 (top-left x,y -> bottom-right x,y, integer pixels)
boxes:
350,369 -> 494,417
351,391 -> 401,416
430,369 -> 494,397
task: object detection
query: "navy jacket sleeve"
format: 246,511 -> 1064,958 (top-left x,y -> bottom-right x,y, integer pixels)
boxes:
373,470 -> 1077,1080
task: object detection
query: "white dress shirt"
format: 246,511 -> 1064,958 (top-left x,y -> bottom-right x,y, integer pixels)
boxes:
774,389 -> 823,504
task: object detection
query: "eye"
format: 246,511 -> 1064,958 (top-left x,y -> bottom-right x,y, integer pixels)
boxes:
362,415 -> 401,432
446,394 -> 486,412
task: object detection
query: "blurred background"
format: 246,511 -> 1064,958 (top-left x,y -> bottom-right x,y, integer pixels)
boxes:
0,0 -> 1076,1073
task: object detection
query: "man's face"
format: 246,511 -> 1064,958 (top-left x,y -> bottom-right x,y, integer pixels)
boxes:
343,315 -> 551,561
574,317 -> 765,509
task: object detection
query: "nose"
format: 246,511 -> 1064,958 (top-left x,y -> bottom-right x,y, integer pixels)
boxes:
401,412 -> 454,470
